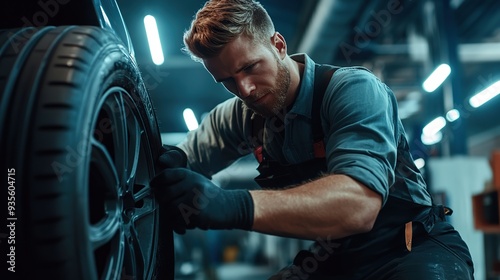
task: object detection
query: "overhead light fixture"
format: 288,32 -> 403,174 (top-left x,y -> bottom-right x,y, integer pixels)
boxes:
469,80 -> 500,108
414,158 -> 426,169
421,116 -> 446,145
422,64 -> 451,93
422,116 -> 447,136
183,108 -> 199,131
144,15 -> 164,65
421,131 -> 443,145
445,109 -> 460,122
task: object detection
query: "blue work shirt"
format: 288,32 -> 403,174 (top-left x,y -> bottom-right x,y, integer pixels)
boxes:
179,53 -> 432,207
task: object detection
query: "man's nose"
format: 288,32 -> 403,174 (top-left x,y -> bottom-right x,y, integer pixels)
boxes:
236,77 -> 256,98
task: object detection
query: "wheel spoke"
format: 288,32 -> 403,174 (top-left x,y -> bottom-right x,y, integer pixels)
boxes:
126,113 -> 141,187
106,92 -> 129,187
89,214 -> 121,250
120,235 -> 137,279
99,231 -> 126,280
134,185 -> 151,203
90,138 -> 120,199
133,196 -> 156,221
89,138 -> 121,249
128,226 -> 146,277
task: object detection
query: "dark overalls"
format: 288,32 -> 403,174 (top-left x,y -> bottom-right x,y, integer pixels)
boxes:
252,65 -> 475,279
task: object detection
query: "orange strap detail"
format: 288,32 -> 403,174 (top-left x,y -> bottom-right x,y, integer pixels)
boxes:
405,221 -> 413,252
254,146 -> 263,163
313,140 -> 326,158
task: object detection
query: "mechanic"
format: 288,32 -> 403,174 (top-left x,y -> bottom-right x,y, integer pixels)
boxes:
150,0 -> 474,278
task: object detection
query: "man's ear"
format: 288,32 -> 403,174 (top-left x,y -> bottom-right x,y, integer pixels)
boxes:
272,32 -> 287,59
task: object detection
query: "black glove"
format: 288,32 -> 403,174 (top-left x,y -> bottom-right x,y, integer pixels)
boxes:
157,144 -> 187,168
150,168 -> 254,234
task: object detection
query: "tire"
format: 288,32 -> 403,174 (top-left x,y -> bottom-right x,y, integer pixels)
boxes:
0,26 -> 173,279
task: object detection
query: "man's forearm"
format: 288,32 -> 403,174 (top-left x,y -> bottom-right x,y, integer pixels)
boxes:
249,174 -> 382,240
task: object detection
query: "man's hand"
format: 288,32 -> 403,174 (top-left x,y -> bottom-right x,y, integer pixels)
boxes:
150,168 -> 254,234
157,145 -> 187,168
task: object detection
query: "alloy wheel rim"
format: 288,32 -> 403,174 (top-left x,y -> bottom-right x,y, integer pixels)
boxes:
87,86 -> 158,279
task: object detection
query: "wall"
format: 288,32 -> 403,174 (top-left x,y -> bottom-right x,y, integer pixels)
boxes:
428,156 -> 493,280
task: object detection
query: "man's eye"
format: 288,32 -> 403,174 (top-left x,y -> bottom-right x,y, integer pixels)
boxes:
218,77 -> 234,85
244,63 -> 256,72
221,79 -> 236,90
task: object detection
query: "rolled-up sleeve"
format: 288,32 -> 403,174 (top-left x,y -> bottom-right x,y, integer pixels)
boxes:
178,97 -> 253,178
321,68 -> 399,205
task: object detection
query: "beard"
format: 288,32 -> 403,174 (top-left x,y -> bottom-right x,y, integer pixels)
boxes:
242,57 -> 291,117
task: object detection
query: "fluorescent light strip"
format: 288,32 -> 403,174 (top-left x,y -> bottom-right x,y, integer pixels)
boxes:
144,15 -> 164,65
421,131 -> 443,146
183,108 -> 199,131
469,80 -> 500,108
422,116 -> 446,136
422,64 -> 451,92
445,109 -> 460,122
414,158 -> 426,169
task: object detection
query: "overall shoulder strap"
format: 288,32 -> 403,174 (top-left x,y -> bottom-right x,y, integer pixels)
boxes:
251,114 -> 265,162
312,64 -> 340,157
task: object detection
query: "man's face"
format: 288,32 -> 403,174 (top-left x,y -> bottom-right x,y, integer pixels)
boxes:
203,34 -> 291,117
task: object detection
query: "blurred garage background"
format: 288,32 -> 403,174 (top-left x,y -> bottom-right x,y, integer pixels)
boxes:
115,0 -> 499,279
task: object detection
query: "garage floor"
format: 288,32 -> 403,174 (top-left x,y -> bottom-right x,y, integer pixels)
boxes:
217,263 -> 276,280
175,262 -> 276,280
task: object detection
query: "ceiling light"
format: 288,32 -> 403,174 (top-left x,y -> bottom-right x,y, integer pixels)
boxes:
414,158 -> 426,169
421,131 -> 443,145
422,64 -> 451,92
422,116 -> 446,136
144,15 -> 164,65
445,109 -> 460,122
183,108 -> 199,131
469,80 -> 500,108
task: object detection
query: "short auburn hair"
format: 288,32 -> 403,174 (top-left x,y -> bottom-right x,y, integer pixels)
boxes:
183,0 -> 275,62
